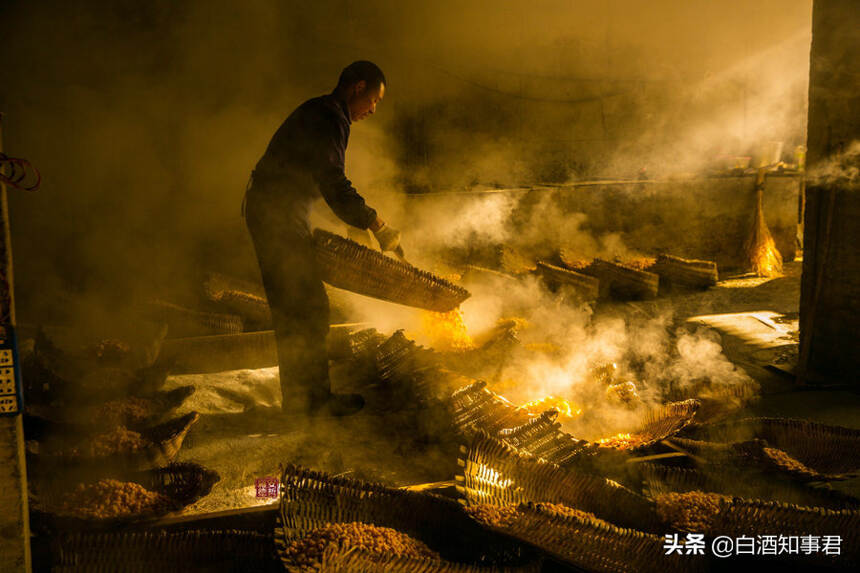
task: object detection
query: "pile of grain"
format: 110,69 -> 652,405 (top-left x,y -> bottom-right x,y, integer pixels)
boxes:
558,249 -> 590,270
89,426 -> 149,456
60,479 -> 172,519
656,492 -> 729,533
467,503 -> 613,530
597,433 -> 642,450
282,522 -> 439,567
623,257 -> 657,271
762,447 -> 817,475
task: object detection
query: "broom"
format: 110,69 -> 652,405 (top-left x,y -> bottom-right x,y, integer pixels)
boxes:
743,167 -> 783,277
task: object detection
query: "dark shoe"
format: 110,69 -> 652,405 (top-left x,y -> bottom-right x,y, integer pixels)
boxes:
309,393 -> 365,417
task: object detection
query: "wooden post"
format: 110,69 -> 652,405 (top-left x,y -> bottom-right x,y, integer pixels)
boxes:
0,113 -> 32,572
799,0 -> 860,385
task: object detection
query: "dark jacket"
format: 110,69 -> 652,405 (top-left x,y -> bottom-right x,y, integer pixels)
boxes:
248,93 -> 377,230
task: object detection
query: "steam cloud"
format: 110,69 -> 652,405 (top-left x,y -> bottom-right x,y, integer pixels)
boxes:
0,0 -> 810,336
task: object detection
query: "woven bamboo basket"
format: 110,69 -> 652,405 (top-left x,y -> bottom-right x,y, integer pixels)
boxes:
583,259 -> 660,300
468,502 -> 696,573
50,529 -> 281,572
375,331 -> 424,381
313,229 -> 471,312
447,381 -> 600,466
138,461 -> 221,507
498,411 -> 599,466
732,439 -> 855,482
664,379 -> 759,426
202,271 -> 267,299
686,417 -> 860,476
535,261 -> 600,301
208,289 -> 272,327
275,465 -> 540,573
448,381 -> 533,436
369,330 -> 449,402
32,412 -> 200,478
594,399 -> 700,451
708,497 -> 860,548
668,436 -> 856,483
345,328 -> 388,363
651,254 -> 718,290
638,462 -> 860,510
31,461 -> 220,532
457,432 -> 661,532
142,299 -> 244,337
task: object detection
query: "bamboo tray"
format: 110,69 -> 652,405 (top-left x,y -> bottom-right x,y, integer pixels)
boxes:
49,529 -> 280,572
638,461 -> 860,510
30,412 -> 200,476
466,502 -> 695,573
685,417 -> 860,476
314,229 -> 471,312
32,461 -> 220,532
457,432 -> 661,533
275,464 -> 540,573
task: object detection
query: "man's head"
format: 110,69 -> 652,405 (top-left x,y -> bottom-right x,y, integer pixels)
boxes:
335,61 -> 385,122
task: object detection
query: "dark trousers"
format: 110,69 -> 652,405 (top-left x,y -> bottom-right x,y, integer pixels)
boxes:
244,189 -> 331,411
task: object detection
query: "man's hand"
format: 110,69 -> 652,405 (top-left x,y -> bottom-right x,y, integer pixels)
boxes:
372,222 -> 401,253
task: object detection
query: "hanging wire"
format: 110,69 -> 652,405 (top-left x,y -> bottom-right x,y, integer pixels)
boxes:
0,153 -> 41,191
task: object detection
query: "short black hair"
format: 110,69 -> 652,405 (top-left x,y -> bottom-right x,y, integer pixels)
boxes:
336,61 -> 386,91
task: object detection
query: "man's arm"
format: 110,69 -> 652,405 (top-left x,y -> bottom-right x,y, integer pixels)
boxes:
313,116 -> 378,230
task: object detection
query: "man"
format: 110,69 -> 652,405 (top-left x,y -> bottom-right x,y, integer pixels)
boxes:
244,61 -> 401,416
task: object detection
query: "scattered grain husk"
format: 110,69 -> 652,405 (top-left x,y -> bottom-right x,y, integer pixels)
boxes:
282,522 -> 439,567
59,479 -> 172,519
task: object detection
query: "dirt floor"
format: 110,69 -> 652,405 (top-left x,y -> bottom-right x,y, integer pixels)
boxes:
167,260 -> 860,515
